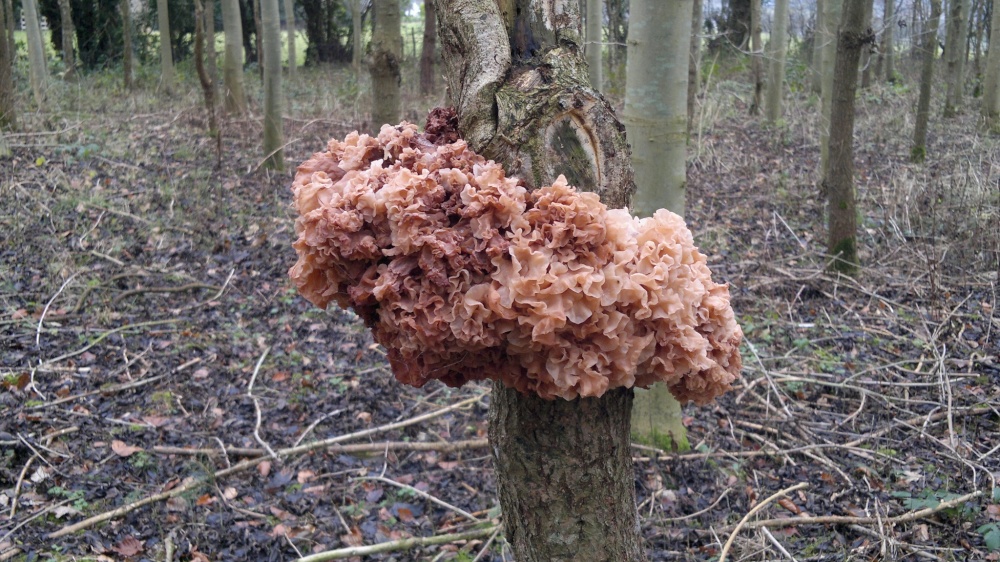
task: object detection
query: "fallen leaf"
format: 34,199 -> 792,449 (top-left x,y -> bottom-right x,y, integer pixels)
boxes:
341,526 -> 364,547
258,461 -> 272,477
53,505 -> 81,518
223,487 -> 238,500
12,309 -> 28,319
111,440 -> 143,457
297,469 -> 316,484
193,368 -> 210,379
111,536 -> 144,557
196,494 -> 214,506
777,498 -> 801,515
29,466 -> 49,483
165,496 -> 188,512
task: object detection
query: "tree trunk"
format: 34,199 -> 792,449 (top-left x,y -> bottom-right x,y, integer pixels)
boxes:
749,0 -> 763,114
811,0 -> 825,93
370,0 -> 401,129
157,0 -> 175,93
883,0 -> 895,81
0,0 -> 14,130
284,0 -> 295,80
254,0 -> 264,81
981,0 -> 1000,127
56,0 -> 75,79
205,0 -> 217,85
944,0 -> 971,115
195,0 -> 219,142
24,0 -> 48,106
913,0 -> 942,161
825,0 -> 872,275
727,0 -> 752,48
419,0 -> 436,95
221,0 -> 248,113
586,0 -> 602,90
820,0 -> 843,177
688,0 -> 702,131
860,0 -> 874,87
352,0 -> 362,76
765,0 -> 789,123
437,1 -> 646,559
122,0 -> 133,90
261,0 -> 284,170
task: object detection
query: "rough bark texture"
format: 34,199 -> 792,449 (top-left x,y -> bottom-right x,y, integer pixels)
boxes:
944,0 -> 971,116
222,0 -> 248,113
284,0 -> 296,80
56,0 -> 75,78
913,0 -> 942,162
437,1 -> 645,559
825,0 -> 872,275
819,0 -> 843,177
370,0 -> 401,130
24,0 -> 48,106
420,0 -> 436,95
882,0 -> 895,81
749,0 -> 763,114
981,0 -> 1000,127
765,0 -> 789,123
122,0 -> 133,90
0,0 -> 13,130
687,0 -> 702,131
156,0 -> 175,94
586,0 -> 601,90
261,0 -> 284,170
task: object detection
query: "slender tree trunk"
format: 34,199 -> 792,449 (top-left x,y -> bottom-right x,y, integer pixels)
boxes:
766,0 -> 789,123
688,0 -> 702,131
24,0 -> 48,106
261,0 -> 284,170
56,0 -> 74,79
157,0 -> 175,93
944,0 -> 971,115
820,0 -> 843,177
254,0 -> 264,81
811,0 -> 825,93
195,0 -> 219,141
624,0 -> 692,453
586,0 -> 602,90
981,0 -> 1000,127
884,0 -> 895,81
122,0 -> 133,90
370,0 -> 401,129
438,0 -> 647,558
749,0 -> 763,114
419,0 -> 436,95
221,0 -> 248,113
0,0 -> 14,130
352,0 -> 362,76
860,0 -> 874,87
205,0 -> 217,84
913,0 -> 942,161
284,0 -> 295,80
825,0 -> 873,275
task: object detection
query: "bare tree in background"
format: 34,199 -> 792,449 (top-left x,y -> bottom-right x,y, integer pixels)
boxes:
420,0 -> 436,95
370,0 -> 401,128
749,0 -> 763,113
0,0 -> 14,130
820,0 -> 844,176
156,0 -> 175,93
981,0 -> 1000,128
352,0 -> 362,76
122,0 -> 133,90
766,0 -> 790,123
221,0 -> 248,113
687,0 -> 702,131
24,0 -> 48,106
261,0 -> 285,170
285,0 -> 296,80
882,0 -> 895,81
56,0 -> 75,78
943,0 -> 971,116
913,0 -> 942,162
586,0 -> 602,90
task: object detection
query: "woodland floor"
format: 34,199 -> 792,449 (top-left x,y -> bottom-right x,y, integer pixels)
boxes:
2,61 -> 1000,562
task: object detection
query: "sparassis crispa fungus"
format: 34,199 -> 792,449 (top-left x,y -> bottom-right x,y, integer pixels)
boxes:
289,116 -> 743,403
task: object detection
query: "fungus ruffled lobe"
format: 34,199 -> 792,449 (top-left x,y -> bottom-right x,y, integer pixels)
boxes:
289,121 -> 743,403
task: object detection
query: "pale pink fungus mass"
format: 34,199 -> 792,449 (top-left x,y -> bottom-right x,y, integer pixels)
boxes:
288,120 -> 743,403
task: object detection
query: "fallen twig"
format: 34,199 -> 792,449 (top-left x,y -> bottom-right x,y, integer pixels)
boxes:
718,482 -> 810,562
151,438 -> 489,458
354,475 -> 481,523
295,527 -> 498,562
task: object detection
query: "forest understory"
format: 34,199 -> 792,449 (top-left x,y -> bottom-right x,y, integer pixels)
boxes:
1,61 -> 999,561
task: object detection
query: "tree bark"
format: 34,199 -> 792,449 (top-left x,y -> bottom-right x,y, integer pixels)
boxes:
825,0 -> 872,275
221,0 -> 248,113
254,0 -> 264,81
24,0 -> 48,106
370,0 -> 401,130
261,0 -> 284,170
944,0 -> 971,116
981,0 -> 1000,127
765,0 -> 789,123
420,0 -> 436,95
860,0 -> 874,87
122,0 -> 133,90
811,0 -> 825,93
749,0 -> 763,114
156,0 -> 175,94
437,1 -> 645,559
688,0 -> 702,131
195,0 -> 219,146
0,0 -> 14,130
913,0 -> 942,162
820,0 -> 843,177
56,0 -> 75,79
284,0 -> 296,80
883,0 -> 895,81
205,0 -> 217,84
586,0 -> 602,90
352,0 -> 362,76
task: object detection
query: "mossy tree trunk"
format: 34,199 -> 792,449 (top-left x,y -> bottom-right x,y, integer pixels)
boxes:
370,0 -> 401,129
419,0 -> 436,95
765,0 -> 789,124
825,0 -> 873,275
944,0 -> 970,116
624,0 -> 692,449
585,0 -> 601,90
221,0 -> 248,113
819,0 -> 843,177
0,0 -> 14,130
122,0 -> 133,90
913,0 -> 942,162
261,0 -> 284,170
438,1 -> 646,559
156,0 -> 175,94
981,0 -> 1000,128
24,0 -> 48,106
56,0 -> 75,79
687,0 -> 702,131
883,0 -> 895,82
284,0 -> 296,80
